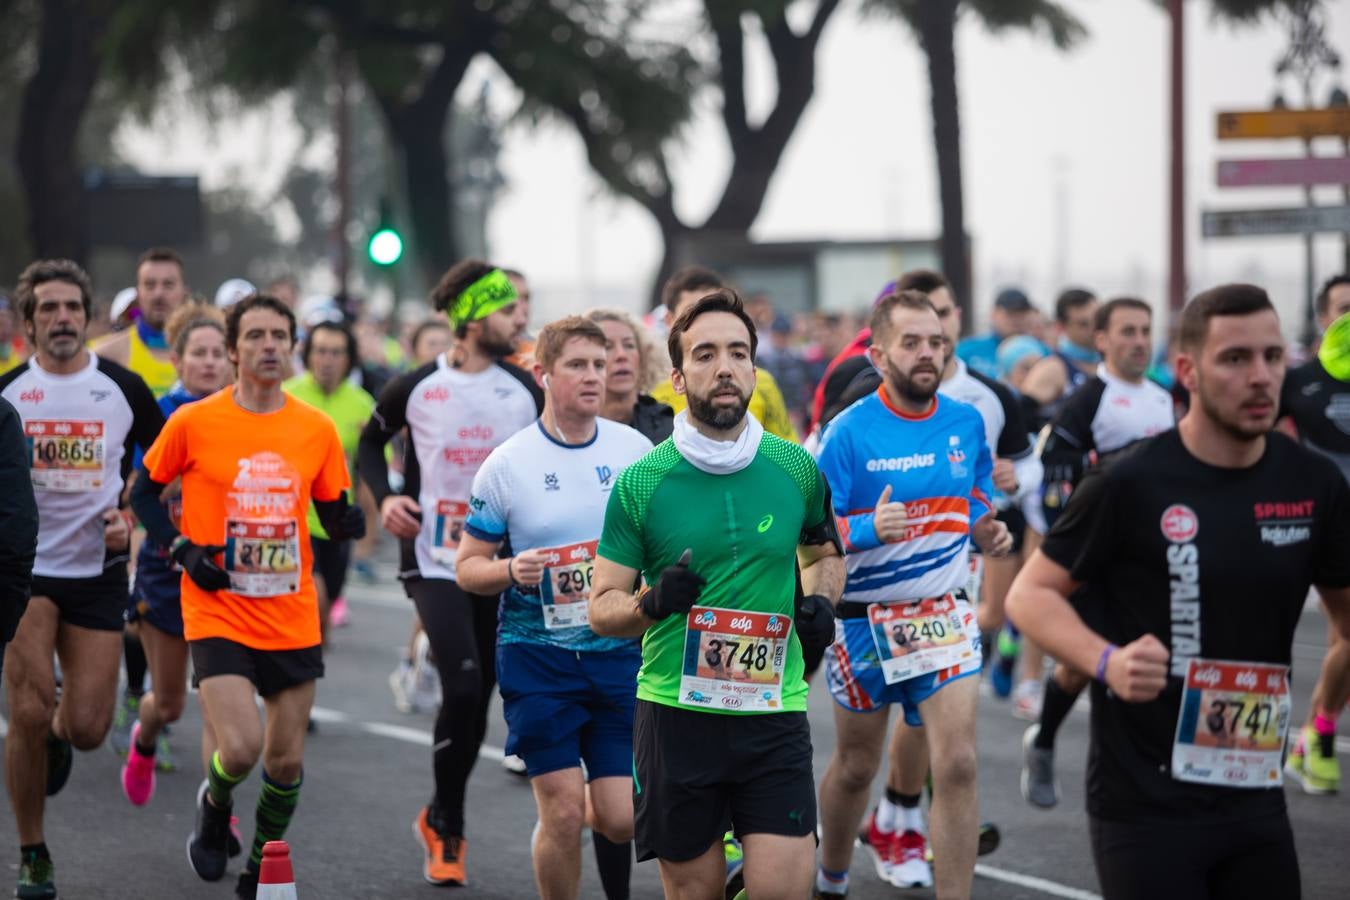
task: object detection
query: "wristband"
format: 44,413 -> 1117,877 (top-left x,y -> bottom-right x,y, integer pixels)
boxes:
1095,643 -> 1118,683
170,534 -> 190,555
507,557 -> 520,587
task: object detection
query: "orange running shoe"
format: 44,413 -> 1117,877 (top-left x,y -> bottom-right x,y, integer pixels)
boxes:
413,807 -> 467,886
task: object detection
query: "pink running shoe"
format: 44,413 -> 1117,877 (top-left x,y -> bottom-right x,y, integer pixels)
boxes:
120,721 -> 156,806
330,596 -> 351,628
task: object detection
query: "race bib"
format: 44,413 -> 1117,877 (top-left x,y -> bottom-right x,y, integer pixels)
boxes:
224,517 -> 301,597
429,500 -> 468,564
26,420 -> 104,492
868,596 -> 975,684
679,607 -> 789,712
1172,658 -> 1290,789
538,539 -> 596,630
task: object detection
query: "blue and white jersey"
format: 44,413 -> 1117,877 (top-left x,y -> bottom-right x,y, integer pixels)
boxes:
465,417 -> 652,652
816,389 -> 995,604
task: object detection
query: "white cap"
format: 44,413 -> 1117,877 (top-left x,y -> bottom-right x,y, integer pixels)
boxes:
298,294 -> 343,327
110,287 -> 138,322
214,278 -> 256,309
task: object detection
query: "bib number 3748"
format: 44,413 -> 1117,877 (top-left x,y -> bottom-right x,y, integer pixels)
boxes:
679,607 -> 788,712
1172,658 -> 1290,789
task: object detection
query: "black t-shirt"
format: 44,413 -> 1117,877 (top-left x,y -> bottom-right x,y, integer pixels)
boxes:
1279,358 -> 1350,483
1041,429 -> 1350,823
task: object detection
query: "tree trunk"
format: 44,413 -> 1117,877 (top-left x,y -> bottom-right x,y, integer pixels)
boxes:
16,0 -> 107,262
917,0 -> 972,334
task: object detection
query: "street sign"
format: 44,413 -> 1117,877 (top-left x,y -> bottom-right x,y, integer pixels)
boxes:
1216,108 -> 1350,140
1202,205 -> 1350,238
1217,157 -> 1350,188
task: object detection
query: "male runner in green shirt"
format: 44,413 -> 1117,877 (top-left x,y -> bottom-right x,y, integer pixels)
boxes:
591,289 -> 844,900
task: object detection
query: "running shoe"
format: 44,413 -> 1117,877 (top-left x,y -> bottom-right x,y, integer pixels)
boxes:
45,733 -> 72,796
1021,724 -> 1059,808
854,809 -> 897,884
723,831 -> 744,899
16,850 -> 55,900
411,633 -> 442,712
978,821 -> 1002,856
389,661 -> 415,714
155,729 -> 178,773
187,778 -> 233,881
1012,679 -> 1042,721
813,884 -> 848,898
414,806 -> 467,885
108,690 -> 138,756
501,754 -> 528,776
121,721 -> 156,806
234,867 -> 259,900
890,829 -> 932,888
352,558 -> 377,584
330,595 -> 351,628
1285,725 -> 1341,794
990,629 -> 1019,699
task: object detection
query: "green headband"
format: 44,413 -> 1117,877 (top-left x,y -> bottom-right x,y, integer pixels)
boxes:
447,269 -> 517,328
1319,311 -> 1350,382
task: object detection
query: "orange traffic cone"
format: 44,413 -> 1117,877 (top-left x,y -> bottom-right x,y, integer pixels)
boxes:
257,840 -> 298,899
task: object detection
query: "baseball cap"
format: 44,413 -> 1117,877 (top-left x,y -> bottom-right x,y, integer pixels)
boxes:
110,287 -> 138,322
994,288 -> 1034,313
298,294 -> 344,327
214,278 -> 257,309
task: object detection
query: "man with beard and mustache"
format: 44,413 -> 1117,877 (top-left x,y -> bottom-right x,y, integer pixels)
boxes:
591,290 -> 844,900
1021,297 -> 1174,809
813,290 -> 1011,900
1006,284 -> 1350,900
0,259 -> 164,899
357,261 -> 541,887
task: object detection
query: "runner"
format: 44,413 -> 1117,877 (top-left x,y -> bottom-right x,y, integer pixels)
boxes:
1018,288 -> 1100,416
586,307 -> 675,443
121,304 -> 232,807
1279,275 -> 1350,795
591,289 -> 844,900
456,316 -> 652,900
283,320 -> 375,641
0,259 -> 165,900
356,260 -> 540,886
648,266 -> 800,441
1021,297 -> 1174,809
0,393 -> 37,676
813,290 -> 1011,900
814,271 -> 1037,888
1006,283 -> 1350,900
132,293 -> 361,899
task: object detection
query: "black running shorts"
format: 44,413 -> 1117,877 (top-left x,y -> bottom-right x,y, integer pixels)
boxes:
1090,811 -> 1299,900
30,566 -> 129,632
632,699 -> 816,863
190,637 -> 324,698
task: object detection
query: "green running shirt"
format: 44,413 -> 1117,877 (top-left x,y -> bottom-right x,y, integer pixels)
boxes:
598,433 -> 830,714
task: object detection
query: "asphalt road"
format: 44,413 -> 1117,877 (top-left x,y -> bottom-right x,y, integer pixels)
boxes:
2,554 -> 1345,899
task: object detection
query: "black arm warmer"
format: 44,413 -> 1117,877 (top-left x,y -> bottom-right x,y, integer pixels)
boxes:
130,466 -> 179,548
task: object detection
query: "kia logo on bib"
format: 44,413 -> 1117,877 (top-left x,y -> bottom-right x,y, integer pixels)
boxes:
1160,504 -> 1198,543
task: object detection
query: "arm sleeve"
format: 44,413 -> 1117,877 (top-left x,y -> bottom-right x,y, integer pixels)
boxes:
120,371 -> 167,491
597,470 -> 646,571
0,398 -> 38,640
754,369 -> 799,442
463,451 -> 510,543
131,467 -> 178,548
1038,464 -> 1120,584
1040,380 -> 1103,528
357,372 -> 413,507
311,420 -> 352,504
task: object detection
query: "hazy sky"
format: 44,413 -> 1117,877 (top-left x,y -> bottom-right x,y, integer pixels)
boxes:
120,1 -> 1350,331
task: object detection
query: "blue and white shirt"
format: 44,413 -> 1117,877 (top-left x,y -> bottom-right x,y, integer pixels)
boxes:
466,418 -> 652,652
816,389 -> 995,604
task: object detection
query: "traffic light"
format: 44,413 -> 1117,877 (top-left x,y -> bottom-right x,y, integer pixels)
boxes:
367,198 -> 404,266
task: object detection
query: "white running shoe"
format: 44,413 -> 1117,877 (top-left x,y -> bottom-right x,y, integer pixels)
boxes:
501,755 -> 528,776
1012,679 -> 1043,721
890,829 -> 933,888
410,632 -> 442,713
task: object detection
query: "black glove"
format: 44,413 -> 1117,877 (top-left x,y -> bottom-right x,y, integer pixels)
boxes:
327,503 -> 366,542
639,548 -> 706,620
171,539 -> 230,592
794,593 -> 836,660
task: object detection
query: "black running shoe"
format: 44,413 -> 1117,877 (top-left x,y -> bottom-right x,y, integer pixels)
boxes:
234,867 -> 259,900
187,779 -> 233,881
45,734 -> 73,797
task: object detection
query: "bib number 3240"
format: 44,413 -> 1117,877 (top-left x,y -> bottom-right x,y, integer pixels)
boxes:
1172,658 -> 1290,789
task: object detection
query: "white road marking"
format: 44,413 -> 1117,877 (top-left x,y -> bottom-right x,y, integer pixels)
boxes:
309,705 -> 504,760
975,864 -> 1102,900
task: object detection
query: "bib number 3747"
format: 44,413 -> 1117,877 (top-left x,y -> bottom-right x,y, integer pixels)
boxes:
679,607 -> 788,712
1172,658 -> 1290,789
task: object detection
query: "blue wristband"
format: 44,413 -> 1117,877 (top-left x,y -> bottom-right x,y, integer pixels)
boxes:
1095,644 -> 1118,683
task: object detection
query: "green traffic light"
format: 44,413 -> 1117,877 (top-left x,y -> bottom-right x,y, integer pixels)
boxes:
368,228 -> 404,265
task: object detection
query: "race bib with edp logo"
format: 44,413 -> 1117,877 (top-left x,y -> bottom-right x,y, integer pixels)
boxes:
538,539 -> 597,629
224,517 -> 301,597
1172,658 -> 1290,788
26,420 -> 104,492
679,607 -> 788,712
867,595 -> 975,684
